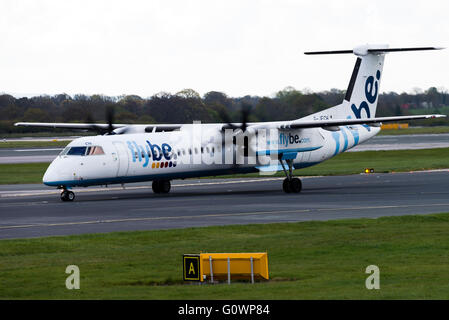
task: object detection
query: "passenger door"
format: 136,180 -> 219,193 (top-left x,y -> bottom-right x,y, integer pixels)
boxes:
112,141 -> 129,177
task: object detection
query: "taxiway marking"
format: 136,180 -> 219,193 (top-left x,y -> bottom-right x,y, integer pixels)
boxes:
2,203 -> 449,231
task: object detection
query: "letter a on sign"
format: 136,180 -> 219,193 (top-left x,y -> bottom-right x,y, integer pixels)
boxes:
183,255 -> 200,281
365,265 -> 380,290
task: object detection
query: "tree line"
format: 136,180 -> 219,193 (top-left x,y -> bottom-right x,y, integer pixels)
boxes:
1,87 -> 448,134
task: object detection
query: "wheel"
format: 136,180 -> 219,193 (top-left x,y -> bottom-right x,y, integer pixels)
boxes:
160,180 -> 171,193
60,190 -> 75,202
282,178 -> 291,193
152,180 -> 161,193
152,180 -> 171,194
290,178 -> 302,193
60,191 -> 68,201
67,191 -> 75,201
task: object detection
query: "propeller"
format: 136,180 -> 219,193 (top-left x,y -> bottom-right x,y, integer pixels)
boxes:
219,104 -> 255,164
85,106 -> 118,135
220,104 -> 251,133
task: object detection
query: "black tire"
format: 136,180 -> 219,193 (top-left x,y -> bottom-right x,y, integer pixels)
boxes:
290,178 -> 302,193
60,191 -> 68,201
67,191 -> 75,201
152,180 -> 160,193
60,190 -> 75,202
282,178 -> 291,193
160,180 -> 171,193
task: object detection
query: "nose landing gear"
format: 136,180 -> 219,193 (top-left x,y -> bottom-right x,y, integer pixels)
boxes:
60,188 -> 75,202
279,157 -> 302,194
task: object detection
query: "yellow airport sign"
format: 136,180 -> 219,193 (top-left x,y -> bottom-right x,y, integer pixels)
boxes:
183,252 -> 270,283
381,123 -> 409,130
183,255 -> 201,281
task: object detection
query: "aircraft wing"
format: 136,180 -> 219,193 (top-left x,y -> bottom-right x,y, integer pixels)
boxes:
273,114 -> 446,130
15,114 -> 446,132
14,122 -> 183,133
14,122 -> 128,130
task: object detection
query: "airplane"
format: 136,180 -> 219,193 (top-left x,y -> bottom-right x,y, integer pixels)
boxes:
15,44 -> 445,202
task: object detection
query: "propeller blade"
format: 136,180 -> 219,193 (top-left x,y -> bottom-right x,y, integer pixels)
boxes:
85,113 -> 106,135
240,104 -> 251,133
106,106 -> 115,135
84,106 -> 118,135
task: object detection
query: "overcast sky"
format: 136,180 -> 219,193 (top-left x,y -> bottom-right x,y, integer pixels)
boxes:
1,0 -> 448,98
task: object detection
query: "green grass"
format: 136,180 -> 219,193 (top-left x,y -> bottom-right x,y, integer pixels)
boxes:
210,148 -> 449,179
0,163 -> 49,184
2,148 -> 449,184
378,126 -> 449,135
296,147 -> 449,176
0,141 -> 69,148
1,213 -> 449,299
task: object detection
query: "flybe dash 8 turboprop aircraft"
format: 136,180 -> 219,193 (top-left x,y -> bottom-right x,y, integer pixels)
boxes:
16,44 -> 445,201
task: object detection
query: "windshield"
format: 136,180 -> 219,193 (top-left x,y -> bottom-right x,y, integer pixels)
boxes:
86,146 -> 105,155
66,146 -> 87,156
59,147 -> 70,156
61,146 -> 105,156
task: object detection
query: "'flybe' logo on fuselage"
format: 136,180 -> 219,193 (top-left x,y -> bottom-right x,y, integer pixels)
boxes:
271,133 -> 311,147
351,70 -> 381,119
126,140 -> 176,169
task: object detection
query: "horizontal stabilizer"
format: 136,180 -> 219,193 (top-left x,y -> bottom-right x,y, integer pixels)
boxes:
305,46 -> 444,56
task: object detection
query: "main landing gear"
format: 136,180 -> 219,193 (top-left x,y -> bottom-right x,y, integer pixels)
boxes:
152,179 -> 171,194
60,188 -> 75,202
279,157 -> 302,194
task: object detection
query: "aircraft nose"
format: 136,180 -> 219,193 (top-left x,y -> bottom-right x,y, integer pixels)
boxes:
42,161 -> 64,186
43,166 -> 58,186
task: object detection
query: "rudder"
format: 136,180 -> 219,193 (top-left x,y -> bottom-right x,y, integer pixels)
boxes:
344,44 -> 387,119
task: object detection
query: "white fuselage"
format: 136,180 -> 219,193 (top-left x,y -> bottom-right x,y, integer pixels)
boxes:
43,124 -> 379,187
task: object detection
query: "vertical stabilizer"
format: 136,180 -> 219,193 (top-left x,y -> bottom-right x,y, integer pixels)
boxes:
343,44 -> 387,119
302,45 -> 442,121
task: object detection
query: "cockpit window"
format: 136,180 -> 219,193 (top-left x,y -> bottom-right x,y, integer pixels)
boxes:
86,146 -> 105,155
66,146 -> 87,156
59,147 -> 70,156
62,145 -> 105,156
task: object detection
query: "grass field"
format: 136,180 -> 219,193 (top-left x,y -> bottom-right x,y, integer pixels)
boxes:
378,126 -> 449,135
1,213 -> 449,299
1,147 -> 449,184
0,163 -> 49,184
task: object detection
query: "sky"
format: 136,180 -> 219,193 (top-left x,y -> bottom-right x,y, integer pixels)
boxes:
0,0 -> 448,98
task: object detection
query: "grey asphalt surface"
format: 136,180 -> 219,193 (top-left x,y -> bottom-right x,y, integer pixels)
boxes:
2,133 -> 449,163
1,171 -> 449,239
349,133 -> 449,151
0,148 -> 61,163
